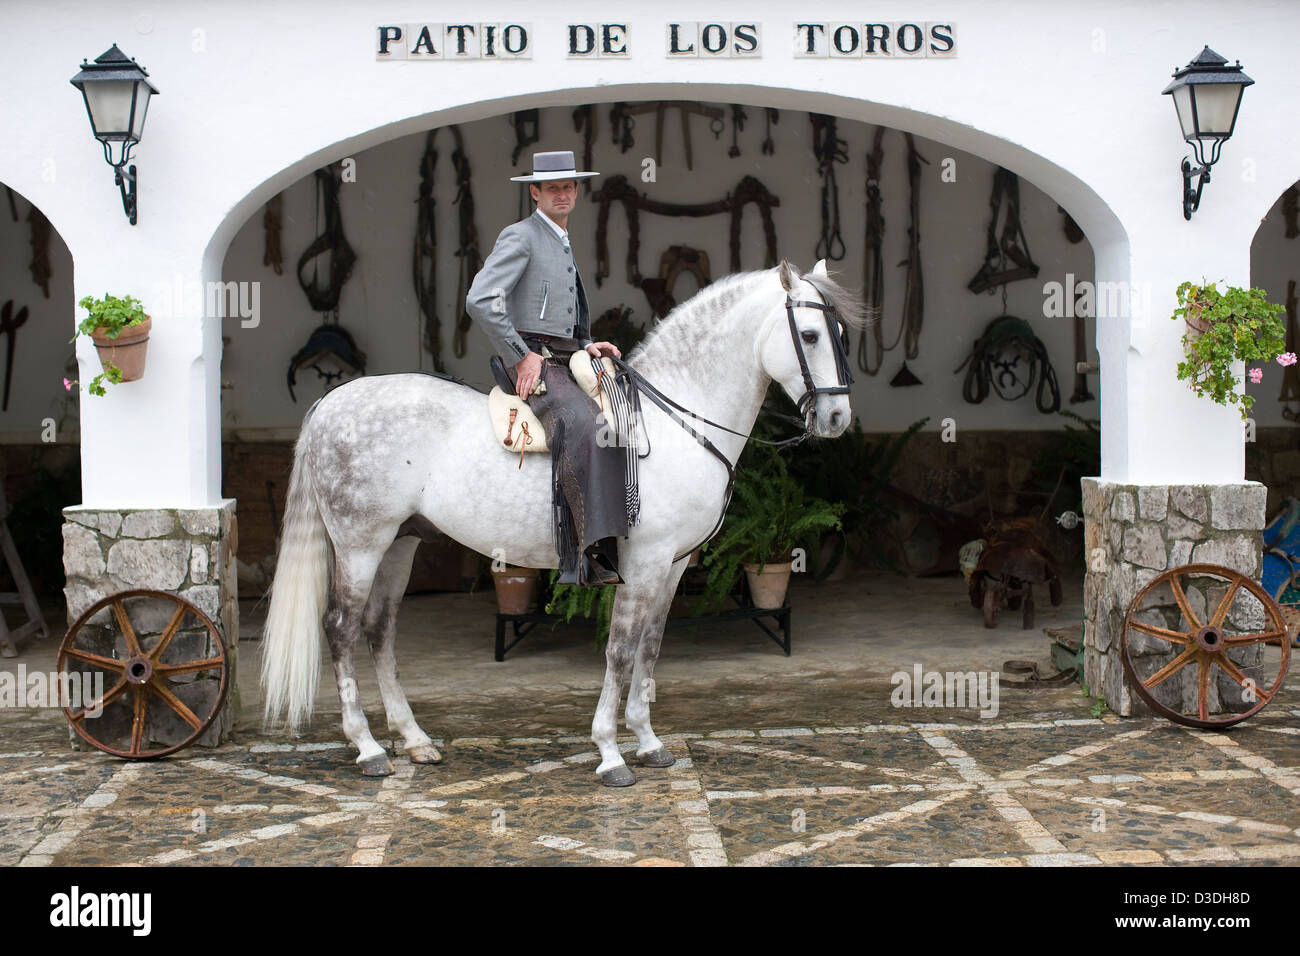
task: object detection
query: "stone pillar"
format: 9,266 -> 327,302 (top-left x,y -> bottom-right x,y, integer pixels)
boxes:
61,500 -> 239,746
1081,479 -> 1266,716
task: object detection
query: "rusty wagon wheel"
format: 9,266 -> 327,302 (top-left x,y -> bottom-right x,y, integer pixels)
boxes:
1121,564 -> 1290,729
57,589 -> 229,759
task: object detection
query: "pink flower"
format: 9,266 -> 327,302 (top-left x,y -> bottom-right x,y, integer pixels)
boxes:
63,377 -> 73,391
1248,367 -> 1263,384
1277,352 -> 1298,367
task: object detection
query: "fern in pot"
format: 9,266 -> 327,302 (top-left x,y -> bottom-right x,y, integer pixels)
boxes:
699,450 -> 845,610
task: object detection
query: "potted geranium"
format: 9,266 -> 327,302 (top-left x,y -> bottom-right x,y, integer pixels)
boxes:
700,451 -> 845,610
73,293 -> 151,396
1172,281 -> 1288,420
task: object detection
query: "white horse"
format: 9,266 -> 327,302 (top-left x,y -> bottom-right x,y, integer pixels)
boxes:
260,259 -> 864,785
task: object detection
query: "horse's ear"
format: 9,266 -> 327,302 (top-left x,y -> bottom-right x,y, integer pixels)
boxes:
813,259 -> 829,277
778,259 -> 798,291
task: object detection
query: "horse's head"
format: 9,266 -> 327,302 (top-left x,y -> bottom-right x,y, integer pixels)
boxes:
759,259 -> 864,438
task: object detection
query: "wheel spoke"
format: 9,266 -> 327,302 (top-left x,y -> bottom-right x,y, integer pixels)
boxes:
1197,660 -> 1211,722
129,686 -> 148,755
1216,655 -> 1273,704
156,656 -> 224,677
1129,619 -> 1191,644
111,599 -> 142,658
1223,629 -> 1286,646
1169,575 -> 1201,631
148,604 -> 189,662
68,676 -> 128,722
147,680 -> 203,731
1143,646 -> 1197,689
1209,579 -> 1241,629
61,647 -> 125,672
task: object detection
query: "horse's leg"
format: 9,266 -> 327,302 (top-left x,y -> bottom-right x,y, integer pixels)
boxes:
592,559 -> 678,787
625,555 -> 690,768
324,547 -> 392,776
362,535 -> 442,765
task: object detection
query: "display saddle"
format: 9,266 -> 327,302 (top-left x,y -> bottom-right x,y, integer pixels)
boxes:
487,352 -> 619,457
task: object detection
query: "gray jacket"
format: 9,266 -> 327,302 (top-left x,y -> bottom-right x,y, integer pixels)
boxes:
465,210 -> 592,364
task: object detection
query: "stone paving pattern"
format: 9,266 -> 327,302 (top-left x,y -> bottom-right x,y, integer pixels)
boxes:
1,573 -> 1296,866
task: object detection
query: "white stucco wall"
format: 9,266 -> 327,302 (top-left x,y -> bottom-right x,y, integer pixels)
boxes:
2,0 -> 1297,506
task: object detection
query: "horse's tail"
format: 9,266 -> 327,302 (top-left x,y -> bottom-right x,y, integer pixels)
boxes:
260,426 -> 331,732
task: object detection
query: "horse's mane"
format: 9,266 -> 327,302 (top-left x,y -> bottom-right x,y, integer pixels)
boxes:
625,264 -> 871,362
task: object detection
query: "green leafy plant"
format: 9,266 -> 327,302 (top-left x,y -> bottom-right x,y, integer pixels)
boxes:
72,293 -> 148,396
697,446 -> 845,610
545,570 -> 617,649
1172,281 -> 1285,420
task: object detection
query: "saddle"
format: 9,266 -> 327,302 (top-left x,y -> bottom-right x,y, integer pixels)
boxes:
486,352 -> 620,461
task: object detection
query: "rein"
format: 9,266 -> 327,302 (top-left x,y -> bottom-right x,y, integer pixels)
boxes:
859,126 -> 886,374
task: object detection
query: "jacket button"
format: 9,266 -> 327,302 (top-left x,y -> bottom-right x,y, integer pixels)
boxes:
568,286 -> 574,292
567,308 -> 573,314
567,266 -> 573,273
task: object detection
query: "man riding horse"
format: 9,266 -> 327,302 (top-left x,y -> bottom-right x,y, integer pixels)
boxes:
465,150 -> 626,586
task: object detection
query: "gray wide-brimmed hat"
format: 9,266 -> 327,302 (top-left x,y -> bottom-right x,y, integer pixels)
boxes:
510,150 -> 599,183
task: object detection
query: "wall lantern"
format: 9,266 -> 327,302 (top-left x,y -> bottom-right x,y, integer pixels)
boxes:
1161,46 -> 1253,220
70,44 -> 159,226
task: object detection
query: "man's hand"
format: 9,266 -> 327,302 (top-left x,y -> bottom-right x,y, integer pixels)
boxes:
585,341 -> 622,360
514,351 -> 544,398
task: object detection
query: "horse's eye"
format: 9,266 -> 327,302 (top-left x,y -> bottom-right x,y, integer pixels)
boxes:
801,330 -> 818,344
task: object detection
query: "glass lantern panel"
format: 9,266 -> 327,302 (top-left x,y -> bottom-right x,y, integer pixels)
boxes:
83,80 -> 136,138
129,84 -> 151,140
1191,83 -> 1243,136
1171,85 -> 1196,140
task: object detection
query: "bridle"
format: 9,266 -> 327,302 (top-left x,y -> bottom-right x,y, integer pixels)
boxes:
784,289 -> 855,421
610,282 -> 854,558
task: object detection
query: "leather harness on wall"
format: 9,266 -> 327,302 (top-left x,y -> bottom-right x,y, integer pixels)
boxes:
296,164 -> 356,315
892,132 -> 929,387
859,126 -> 886,374
640,245 -> 712,318
592,174 -> 780,289
26,204 -> 51,299
413,129 -> 443,370
968,167 -> 1039,294
262,193 -> 284,277
810,113 -> 848,263
449,125 -> 483,359
761,108 -> 779,156
613,101 -> 725,171
955,314 -> 1061,414
572,106 -> 597,195
510,109 -> 540,165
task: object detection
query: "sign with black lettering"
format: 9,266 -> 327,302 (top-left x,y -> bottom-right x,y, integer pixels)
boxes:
793,22 -> 957,57
376,23 -> 533,59
374,21 -> 955,60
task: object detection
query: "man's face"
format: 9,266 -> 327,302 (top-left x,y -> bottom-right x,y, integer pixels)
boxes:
531,179 -> 579,220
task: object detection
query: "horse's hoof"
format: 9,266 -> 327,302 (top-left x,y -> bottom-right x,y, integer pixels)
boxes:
407,743 -> 443,764
358,753 -> 394,777
637,747 -> 675,768
599,765 -> 636,788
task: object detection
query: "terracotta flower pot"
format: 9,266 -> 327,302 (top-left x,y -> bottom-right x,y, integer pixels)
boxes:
91,315 -> 151,382
492,567 -> 539,615
744,561 -> 793,609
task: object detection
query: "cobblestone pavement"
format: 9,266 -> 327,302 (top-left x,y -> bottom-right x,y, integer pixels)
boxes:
1,575 -> 1297,866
